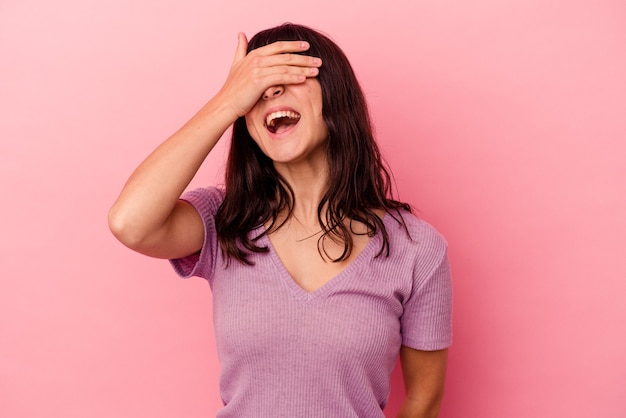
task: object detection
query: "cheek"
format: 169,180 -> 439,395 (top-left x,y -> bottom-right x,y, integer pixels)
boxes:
244,118 -> 266,153
245,116 -> 260,141
314,106 -> 328,137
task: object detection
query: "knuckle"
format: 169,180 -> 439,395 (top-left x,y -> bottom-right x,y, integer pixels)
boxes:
250,67 -> 261,77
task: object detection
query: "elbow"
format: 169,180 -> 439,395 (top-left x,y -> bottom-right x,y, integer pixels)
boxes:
107,205 -> 149,251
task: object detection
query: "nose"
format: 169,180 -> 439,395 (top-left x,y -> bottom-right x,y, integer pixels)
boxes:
262,85 -> 284,100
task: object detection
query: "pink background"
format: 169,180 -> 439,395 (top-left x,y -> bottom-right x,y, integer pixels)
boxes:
2,0 -> 625,416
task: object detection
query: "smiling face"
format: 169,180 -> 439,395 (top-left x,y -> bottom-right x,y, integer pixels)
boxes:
245,78 -> 329,167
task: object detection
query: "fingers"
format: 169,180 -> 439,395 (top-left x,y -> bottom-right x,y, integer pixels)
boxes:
247,57 -> 322,86
252,40 -> 312,57
255,52 -> 322,70
251,64 -> 320,87
243,41 -> 322,87
232,32 -> 248,64
232,35 -> 320,74
234,35 -> 312,61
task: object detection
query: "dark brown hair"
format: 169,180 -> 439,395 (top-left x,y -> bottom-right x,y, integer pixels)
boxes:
216,23 -> 410,265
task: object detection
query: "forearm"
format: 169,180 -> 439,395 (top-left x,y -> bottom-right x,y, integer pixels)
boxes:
108,97 -> 236,246
398,347 -> 447,418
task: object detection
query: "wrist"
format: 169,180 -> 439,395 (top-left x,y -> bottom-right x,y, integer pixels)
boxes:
210,89 -> 246,122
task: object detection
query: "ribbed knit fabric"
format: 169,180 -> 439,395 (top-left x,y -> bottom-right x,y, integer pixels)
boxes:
170,187 -> 452,418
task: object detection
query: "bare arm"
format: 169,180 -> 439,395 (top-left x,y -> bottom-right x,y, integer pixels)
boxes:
108,33 -> 322,259
396,346 -> 448,418
107,95 -> 235,259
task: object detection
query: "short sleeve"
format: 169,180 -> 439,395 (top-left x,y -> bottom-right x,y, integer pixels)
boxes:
169,187 -> 224,283
400,249 -> 453,351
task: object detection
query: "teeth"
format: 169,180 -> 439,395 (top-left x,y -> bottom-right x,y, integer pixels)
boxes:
265,111 -> 301,128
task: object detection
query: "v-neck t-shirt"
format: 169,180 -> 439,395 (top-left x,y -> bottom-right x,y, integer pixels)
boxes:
170,187 -> 452,418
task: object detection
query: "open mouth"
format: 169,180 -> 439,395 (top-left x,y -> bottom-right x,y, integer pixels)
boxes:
265,110 -> 301,134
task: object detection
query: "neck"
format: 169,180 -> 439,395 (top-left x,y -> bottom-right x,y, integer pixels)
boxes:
274,159 -> 329,227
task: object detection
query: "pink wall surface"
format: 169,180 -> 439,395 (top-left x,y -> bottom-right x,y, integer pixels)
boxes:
2,0 -> 625,417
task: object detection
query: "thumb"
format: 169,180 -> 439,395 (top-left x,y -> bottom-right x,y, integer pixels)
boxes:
232,32 -> 248,64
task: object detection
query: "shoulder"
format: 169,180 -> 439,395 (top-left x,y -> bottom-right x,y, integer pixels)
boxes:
384,209 -> 448,262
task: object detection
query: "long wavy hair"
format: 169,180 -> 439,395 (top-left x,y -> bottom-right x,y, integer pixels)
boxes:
216,23 -> 411,265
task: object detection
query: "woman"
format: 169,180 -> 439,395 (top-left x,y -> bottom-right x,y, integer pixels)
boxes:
109,23 -> 452,418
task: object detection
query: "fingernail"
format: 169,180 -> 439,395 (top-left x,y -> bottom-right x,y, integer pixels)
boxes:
301,41 -> 310,49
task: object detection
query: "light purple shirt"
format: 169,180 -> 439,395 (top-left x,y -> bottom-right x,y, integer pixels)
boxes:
171,187 -> 452,417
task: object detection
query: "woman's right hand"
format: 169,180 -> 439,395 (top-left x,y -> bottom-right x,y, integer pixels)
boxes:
215,33 -> 322,119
